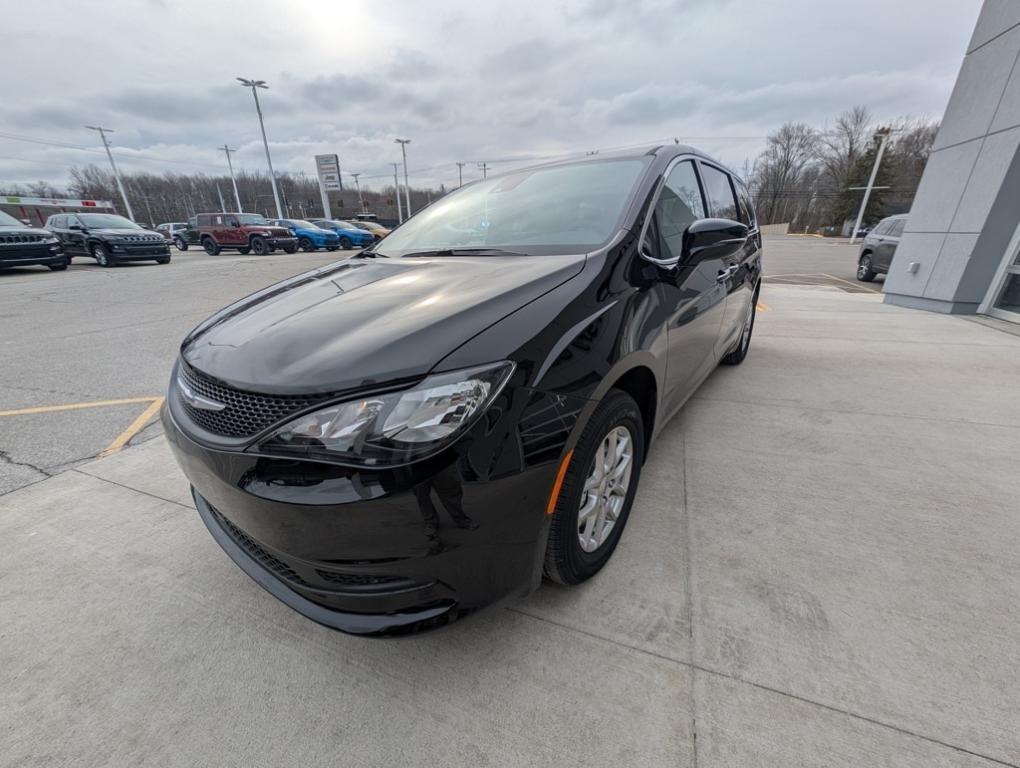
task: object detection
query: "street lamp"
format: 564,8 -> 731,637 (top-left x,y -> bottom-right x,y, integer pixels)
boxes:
237,77 -> 283,219
351,172 -> 365,213
85,126 -> 134,221
395,138 -> 411,217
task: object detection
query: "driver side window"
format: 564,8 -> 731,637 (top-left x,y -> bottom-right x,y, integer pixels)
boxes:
651,160 -> 705,261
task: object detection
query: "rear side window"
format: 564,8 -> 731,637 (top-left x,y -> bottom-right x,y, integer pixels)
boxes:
50,215 -> 65,228
734,179 -> 756,228
650,160 -> 706,261
700,164 -> 739,220
873,220 -> 892,235
188,217 -> 197,228
888,219 -> 905,237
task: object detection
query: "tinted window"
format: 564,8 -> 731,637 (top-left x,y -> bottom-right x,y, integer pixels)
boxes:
888,219 -> 905,237
49,215 -> 65,229
734,179 -> 756,227
649,160 -> 705,261
377,158 -> 646,254
872,220 -> 892,235
188,217 -> 197,228
700,164 -> 739,220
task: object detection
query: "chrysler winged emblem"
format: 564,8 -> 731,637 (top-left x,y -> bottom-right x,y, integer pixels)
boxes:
177,373 -> 227,412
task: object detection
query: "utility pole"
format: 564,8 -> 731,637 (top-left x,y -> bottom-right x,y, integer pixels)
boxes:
237,77 -> 283,218
849,127 -> 895,244
85,126 -> 134,221
395,138 -> 412,217
220,144 -> 242,211
478,161 -> 489,179
351,172 -> 364,213
390,162 -> 403,223
215,182 -> 226,212
141,196 -> 154,227
456,161 -> 465,187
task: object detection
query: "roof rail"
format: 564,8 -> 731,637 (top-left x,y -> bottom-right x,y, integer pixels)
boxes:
644,145 -> 664,156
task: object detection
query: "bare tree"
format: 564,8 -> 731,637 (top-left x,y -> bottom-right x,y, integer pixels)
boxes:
750,122 -> 818,224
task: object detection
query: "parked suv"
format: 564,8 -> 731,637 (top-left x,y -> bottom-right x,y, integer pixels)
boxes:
308,219 -> 375,249
171,217 -> 200,251
0,210 -> 67,271
269,219 -> 340,252
156,222 -> 188,243
195,213 -> 297,255
857,214 -> 906,282
46,213 -> 170,267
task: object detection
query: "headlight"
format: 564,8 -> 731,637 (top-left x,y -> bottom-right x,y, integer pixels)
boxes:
253,361 -> 514,466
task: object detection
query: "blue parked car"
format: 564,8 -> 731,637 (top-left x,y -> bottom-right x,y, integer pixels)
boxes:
308,219 -> 375,250
270,219 -> 340,252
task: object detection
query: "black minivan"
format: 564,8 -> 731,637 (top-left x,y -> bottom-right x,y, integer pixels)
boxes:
162,145 -> 762,635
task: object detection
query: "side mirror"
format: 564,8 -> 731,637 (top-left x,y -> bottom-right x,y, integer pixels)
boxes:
681,218 -> 749,263
20,218 -> 31,226
68,224 -> 84,231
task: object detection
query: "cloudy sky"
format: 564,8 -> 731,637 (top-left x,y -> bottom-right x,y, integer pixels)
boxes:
1,0 -> 983,193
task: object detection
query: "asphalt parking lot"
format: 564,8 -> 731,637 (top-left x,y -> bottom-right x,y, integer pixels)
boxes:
3,237 -> 1020,766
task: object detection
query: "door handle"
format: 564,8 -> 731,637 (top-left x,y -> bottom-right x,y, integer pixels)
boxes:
716,264 -> 738,282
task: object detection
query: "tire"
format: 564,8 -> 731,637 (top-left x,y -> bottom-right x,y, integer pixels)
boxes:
238,247 -> 251,255
857,253 -> 877,282
544,390 -> 645,585
250,236 -> 269,255
174,237 -> 188,251
299,237 -> 315,252
202,238 -> 221,256
340,236 -> 353,250
92,243 -> 116,267
721,290 -> 758,366
326,245 -> 339,252
48,258 -> 69,271
283,245 -> 297,254
156,256 -> 171,265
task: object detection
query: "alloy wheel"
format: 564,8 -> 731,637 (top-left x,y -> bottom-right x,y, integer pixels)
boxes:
577,425 -> 634,553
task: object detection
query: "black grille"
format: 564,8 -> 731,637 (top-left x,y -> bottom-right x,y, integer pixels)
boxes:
209,505 -> 311,587
178,361 -> 334,438
314,570 -> 411,589
0,234 -> 45,244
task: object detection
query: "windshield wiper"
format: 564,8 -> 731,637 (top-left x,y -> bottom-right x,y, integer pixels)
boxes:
352,250 -> 389,258
401,248 -> 529,258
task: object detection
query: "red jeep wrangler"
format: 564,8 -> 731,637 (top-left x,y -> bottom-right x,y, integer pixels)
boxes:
196,213 -> 298,255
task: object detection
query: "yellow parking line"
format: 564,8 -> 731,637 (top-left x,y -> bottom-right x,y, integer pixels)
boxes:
756,302 -> 770,312
821,273 -> 881,294
0,397 -> 160,418
97,397 -> 165,458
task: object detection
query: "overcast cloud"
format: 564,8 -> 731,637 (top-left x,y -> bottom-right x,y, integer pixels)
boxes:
0,0 -> 983,192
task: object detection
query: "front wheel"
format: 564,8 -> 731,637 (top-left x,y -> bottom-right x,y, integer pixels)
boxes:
250,236 -> 269,255
283,245 -> 297,254
174,237 -> 189,251
155,256 -> 171,264
721,293 -> 757,365
339,236 -> 353,250
299,237 -> 315,252
48,258 -> 69,271
544,390 -> 644,585
92,244 -> 116,267
857,254 -> 877,282
202,238 -> 221,256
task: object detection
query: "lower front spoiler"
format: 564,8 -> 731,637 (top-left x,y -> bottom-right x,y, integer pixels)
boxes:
193,490 -> 460,636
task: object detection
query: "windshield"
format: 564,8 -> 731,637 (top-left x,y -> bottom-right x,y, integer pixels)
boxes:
79,213 -> 141,229
286,220 -> 319,229
0,210 -> 24,227
378,158 -> 645,255
238,214 -> 269,225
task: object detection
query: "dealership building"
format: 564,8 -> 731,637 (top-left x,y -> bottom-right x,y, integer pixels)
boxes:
884,0 -> 1020,323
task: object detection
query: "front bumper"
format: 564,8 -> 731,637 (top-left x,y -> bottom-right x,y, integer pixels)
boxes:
0,243 -> 64,267
109,242 -> 170,259
161,383 -> 580,634
268,236 -> 298,249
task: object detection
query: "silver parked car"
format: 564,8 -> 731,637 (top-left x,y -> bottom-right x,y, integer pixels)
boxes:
857,214 -> 906,282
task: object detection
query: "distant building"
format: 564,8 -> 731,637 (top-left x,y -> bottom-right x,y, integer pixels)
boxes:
1,195 -> 115,227
885,1 -> 1020,323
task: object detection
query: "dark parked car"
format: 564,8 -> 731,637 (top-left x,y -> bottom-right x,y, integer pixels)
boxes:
0,210 -> 67,271
857,214 -> 906,281
46,213 -> 170,267
162,146 -> 761,635
195,212 -> 298,255
155,222 -> 189,243
268,218 -> 341,252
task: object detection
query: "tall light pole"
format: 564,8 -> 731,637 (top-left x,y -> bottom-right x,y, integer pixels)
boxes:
395,138 -> 412,217
456,161 -> 465,187
849,127 -> 895,245
86,126 -> 134,220
237,77 -> 283,219
390,162 -> 403,223
351,172 -> 364,213
220,144 -> 242,211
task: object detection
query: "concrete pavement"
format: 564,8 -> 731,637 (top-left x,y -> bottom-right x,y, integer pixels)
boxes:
2,284 -> 1020,767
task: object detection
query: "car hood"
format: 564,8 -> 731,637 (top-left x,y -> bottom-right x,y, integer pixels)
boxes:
182,253 -> 586,394
0,226 -> 54,238
91,228 -> 161,236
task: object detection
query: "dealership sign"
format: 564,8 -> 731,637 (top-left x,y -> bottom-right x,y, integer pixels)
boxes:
315,153 -> 341,219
